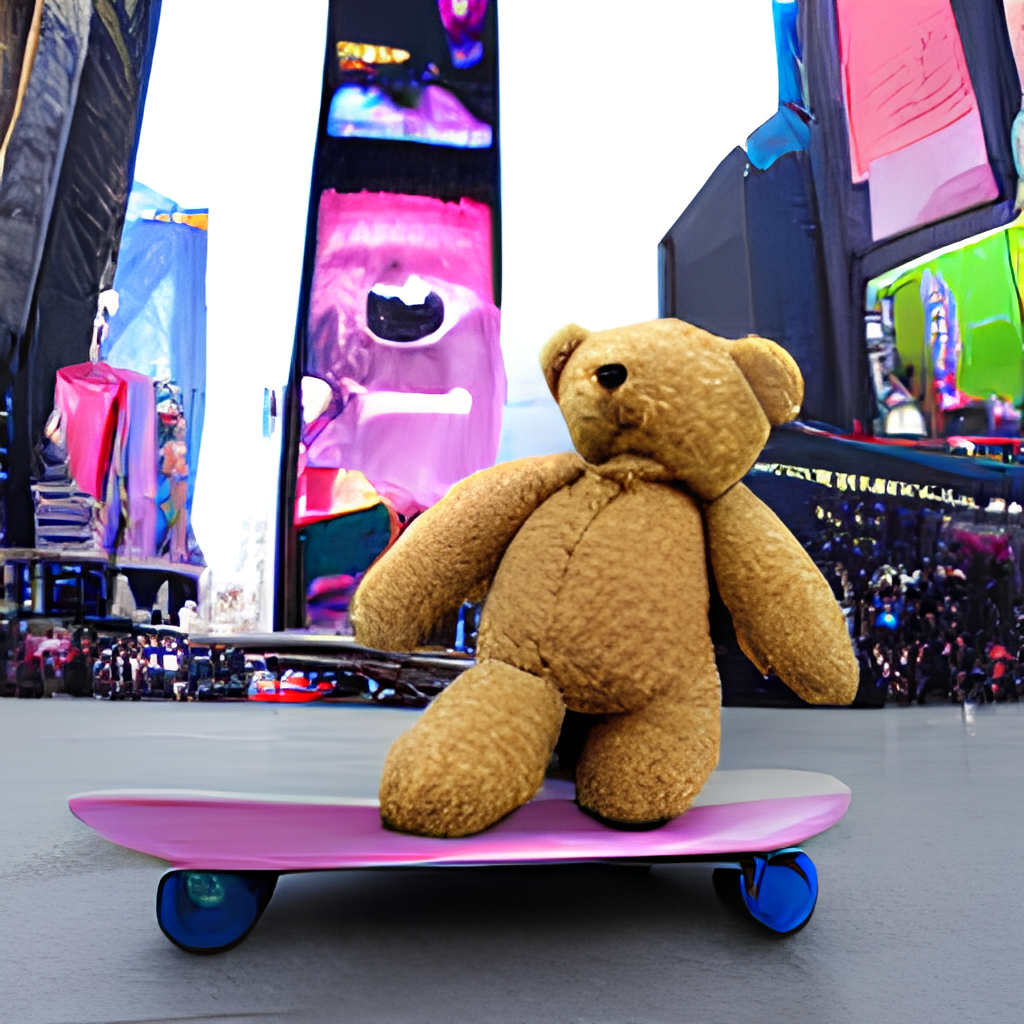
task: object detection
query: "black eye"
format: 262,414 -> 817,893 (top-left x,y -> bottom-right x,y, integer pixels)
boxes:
596,363 -> 627,389
367,289 -> 445,342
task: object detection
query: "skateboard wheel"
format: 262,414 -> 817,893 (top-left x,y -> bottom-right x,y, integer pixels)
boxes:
713,848 -> 817,935
156,870 -> 278,953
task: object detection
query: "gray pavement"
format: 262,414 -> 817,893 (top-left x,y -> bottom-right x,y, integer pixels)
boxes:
2,697 -> 1024,1024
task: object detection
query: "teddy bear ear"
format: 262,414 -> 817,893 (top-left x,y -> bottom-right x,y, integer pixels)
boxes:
729,335 -> 804,426
540,323 -> 590,399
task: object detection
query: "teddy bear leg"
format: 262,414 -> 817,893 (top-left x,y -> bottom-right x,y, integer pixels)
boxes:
574,695 -> 720,827
379,660 -> 565,837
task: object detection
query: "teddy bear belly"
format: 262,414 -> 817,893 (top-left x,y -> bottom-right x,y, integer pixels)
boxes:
477,473 -> 719,714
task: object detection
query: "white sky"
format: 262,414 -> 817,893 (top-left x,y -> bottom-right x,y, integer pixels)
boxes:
132,0 -> 780,624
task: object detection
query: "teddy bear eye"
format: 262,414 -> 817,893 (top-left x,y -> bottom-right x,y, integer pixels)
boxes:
595,364 -> 628,389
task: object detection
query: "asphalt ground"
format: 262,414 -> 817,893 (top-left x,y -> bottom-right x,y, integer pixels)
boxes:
2,697 -> 1023,1024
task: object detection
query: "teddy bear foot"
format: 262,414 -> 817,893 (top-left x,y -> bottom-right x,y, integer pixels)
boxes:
576,802 -> 672,831
573,695 -> 721,829
378,660 -> 566,838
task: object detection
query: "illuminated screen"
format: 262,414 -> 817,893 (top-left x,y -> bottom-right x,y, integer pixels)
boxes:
836,0 -> 998,241
297,190 -> 504,626
326,82 -> 492,148
865,217 -> 1024,438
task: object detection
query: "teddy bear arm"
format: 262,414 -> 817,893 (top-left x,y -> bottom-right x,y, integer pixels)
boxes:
351,453 -> 585,651
705,483 -> 858,706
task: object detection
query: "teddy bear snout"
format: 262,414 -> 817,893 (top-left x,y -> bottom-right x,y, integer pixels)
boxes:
595,363 -> 628,389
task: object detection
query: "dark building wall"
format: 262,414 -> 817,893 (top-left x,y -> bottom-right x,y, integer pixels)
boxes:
0,0 -> 38,145
658,147 -> 754,342
1,0 -> 161,546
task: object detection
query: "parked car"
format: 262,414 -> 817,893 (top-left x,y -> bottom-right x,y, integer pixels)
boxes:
247,670 -> 332,703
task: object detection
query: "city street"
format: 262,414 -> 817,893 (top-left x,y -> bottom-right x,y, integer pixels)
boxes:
3,697 -> 1023,1024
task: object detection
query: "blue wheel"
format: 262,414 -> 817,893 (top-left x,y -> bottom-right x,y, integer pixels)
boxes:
156,870 -> 278,953
712,848 -> 818,935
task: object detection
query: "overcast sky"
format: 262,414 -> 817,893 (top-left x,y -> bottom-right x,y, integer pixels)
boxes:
132,1 -> 780,622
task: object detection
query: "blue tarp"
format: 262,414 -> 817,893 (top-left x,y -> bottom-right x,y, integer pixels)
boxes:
104,182 -> 207,516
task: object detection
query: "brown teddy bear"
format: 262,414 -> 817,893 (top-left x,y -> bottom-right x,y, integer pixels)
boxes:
351,318 -> 858,837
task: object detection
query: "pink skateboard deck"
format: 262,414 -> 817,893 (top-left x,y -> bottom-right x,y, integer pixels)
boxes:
69,769 -> 850,872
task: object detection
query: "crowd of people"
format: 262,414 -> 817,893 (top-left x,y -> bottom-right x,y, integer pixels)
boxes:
10,627 -> 190,698
84,632 -> 190,697
11,494 -> 1024,708
810,497 -> 1024,704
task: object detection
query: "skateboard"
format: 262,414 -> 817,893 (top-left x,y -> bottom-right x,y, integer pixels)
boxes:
69,769 -> 850,953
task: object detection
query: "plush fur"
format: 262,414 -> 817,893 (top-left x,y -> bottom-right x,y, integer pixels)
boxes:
351,318 -> 858,837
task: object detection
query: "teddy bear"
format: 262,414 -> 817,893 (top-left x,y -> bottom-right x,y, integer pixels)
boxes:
350,317 -> 858,837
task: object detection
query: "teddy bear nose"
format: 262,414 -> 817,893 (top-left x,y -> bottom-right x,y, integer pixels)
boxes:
595,364 -> 628,389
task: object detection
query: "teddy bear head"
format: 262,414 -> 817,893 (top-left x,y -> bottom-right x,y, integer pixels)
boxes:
540,318 -> 803,501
